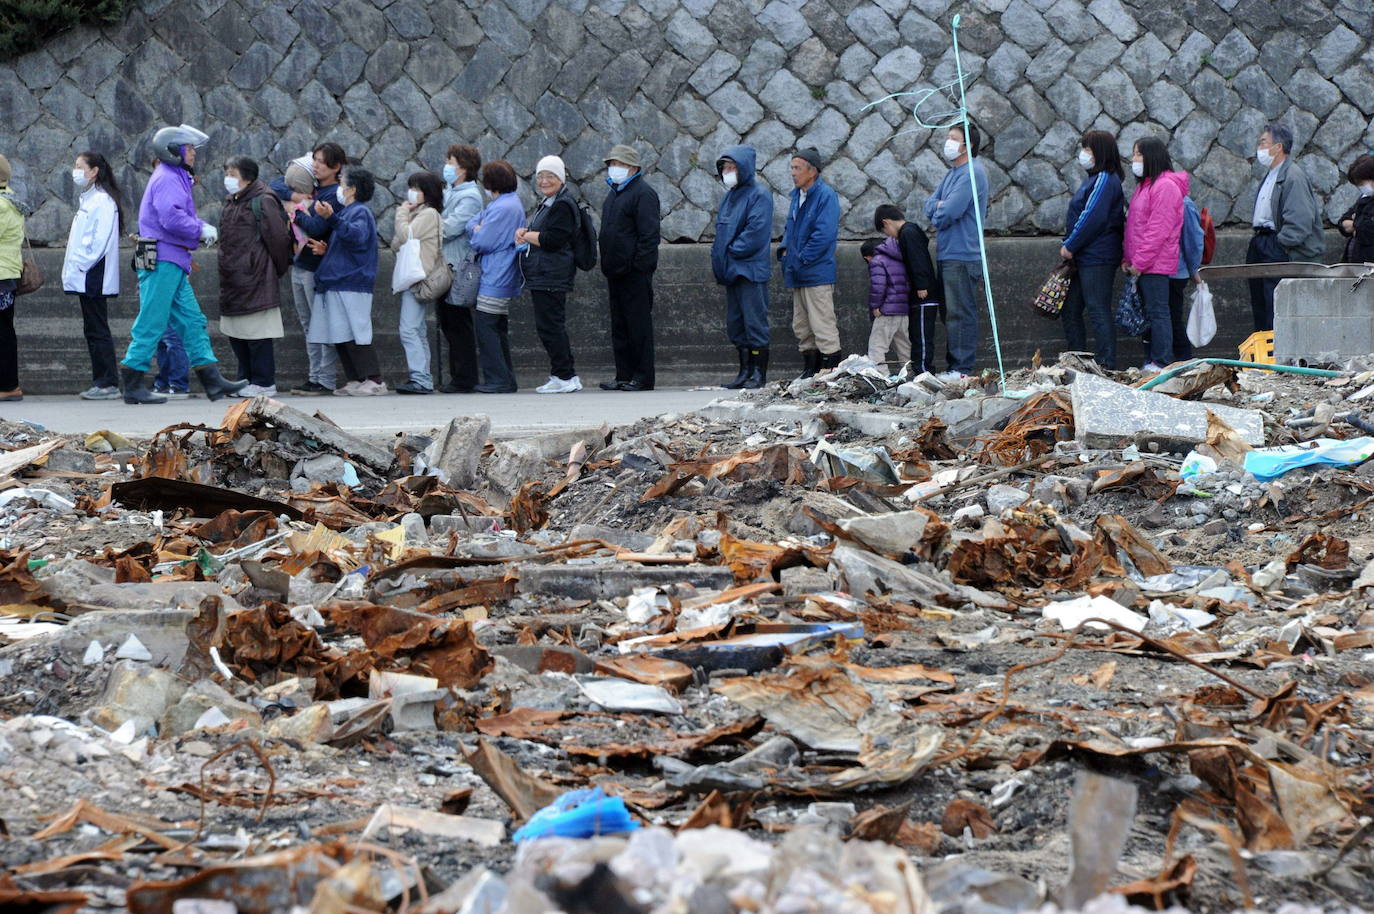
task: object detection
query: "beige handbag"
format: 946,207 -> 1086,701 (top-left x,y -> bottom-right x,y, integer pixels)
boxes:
412,214 -> 452,303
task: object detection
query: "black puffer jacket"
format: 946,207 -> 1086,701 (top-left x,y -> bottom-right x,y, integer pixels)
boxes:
1339,194 -> 1374,264
521,186 -> 577,293
599,174 -> 660,277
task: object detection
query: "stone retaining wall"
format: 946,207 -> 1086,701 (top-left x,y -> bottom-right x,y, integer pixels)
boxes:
2,0 -> 1371,246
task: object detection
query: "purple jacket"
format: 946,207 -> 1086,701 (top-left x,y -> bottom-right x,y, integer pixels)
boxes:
138,162 -> 202,273
867,237 -> 910,316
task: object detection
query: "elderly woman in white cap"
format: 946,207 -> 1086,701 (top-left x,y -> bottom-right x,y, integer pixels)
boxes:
515,155 -> 582,393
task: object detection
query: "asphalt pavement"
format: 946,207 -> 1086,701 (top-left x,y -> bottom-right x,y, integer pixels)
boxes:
1,388 -> 727,439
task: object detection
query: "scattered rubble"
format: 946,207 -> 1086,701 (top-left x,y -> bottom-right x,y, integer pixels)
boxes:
2,360 -> 1374,913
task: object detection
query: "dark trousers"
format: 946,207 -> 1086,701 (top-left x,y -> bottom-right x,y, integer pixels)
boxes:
1138,273 -> 1173,366
0,304 -> 16,391
607,271 -> 655,386
1061,263 -> 1117,370
229,337 -> 276,387
154,327 -> 189,391
1246,231 -> 1286,332
334,341 -> 380,383
1168,278 -> 1194,362
475,310 -> 516,391
907,300 -> 941,374
724,279 -> 770,348
530,289 -> 575,379
437,304 -> 478,391
78,294 -> 119,388
941,260 -> 981,374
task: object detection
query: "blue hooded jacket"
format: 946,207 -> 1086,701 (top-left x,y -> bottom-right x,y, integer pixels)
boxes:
710,145 -> 774,285
779,175 -> 839,287
1062,171 -> 1125,267
314,200 -> 378,294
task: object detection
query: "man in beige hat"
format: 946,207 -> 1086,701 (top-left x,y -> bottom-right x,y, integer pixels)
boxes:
597,143 -> 660,391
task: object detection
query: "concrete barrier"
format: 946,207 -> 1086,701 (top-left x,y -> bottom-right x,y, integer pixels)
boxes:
1275,276 -> 1374,363
13,231 -> 1348,394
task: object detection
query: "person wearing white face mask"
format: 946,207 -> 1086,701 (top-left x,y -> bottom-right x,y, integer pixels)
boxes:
216,156 -> 293,397
62,151 -> 124,399
1246,123 -> 1324,332
923,122 -> 989,381
710,145 -> 774,389
391,171 -> 446,394
1338,154 -> 1374,265
597,143 -> 660,392
1059,131 -> 1125,370
438,144 -> 485,392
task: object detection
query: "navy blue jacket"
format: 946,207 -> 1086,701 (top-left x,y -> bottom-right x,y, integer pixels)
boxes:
314,201 -> 378,294
275,182 -> 342,273
778,176 -> 839,287
711,145 -> 774,285
1062,171 -> 1125,267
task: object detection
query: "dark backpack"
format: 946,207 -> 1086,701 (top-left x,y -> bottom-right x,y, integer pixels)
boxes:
572,201 -> 598,271
1199,205 -> 1217,265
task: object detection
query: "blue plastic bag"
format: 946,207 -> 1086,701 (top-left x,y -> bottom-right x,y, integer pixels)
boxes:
512,787 -> 640,842
1114,276 -> 1146,336
1243,437 -> 1374,481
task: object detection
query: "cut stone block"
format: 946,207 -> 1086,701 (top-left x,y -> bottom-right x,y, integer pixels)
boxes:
1070,373 -> 1264,448
1274,277 -> 1374,364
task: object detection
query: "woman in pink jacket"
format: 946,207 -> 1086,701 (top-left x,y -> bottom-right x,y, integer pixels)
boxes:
1123,137 -> 1188,371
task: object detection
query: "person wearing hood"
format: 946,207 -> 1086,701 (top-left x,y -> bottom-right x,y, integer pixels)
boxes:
1059,130 -> 1125,370
598,144 -> 660,392
874,204 -> 938,375
218,156 -> 293,396
517,155 -> 583,394
0,154 -> 25,402
62,151 -> 125,400
271,143 -> 346,395
924,122 -> 989,381
1246,124 -> 1324,332
1123,136 -> 1189,371
710,144 -> 774,389
1338,154 -> 1374,264
861,237 -> 911,375
779,147 -> 841,378
119,124 -> 246,405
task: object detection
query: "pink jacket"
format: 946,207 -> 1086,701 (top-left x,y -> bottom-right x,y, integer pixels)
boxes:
1123,170 -> 1189,276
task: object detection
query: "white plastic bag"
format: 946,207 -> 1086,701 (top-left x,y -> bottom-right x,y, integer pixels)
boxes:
391,236 -> 425,293
1186,280 -> 1216,347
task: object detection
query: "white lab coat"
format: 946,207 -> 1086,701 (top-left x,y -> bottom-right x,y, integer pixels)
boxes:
61,186 -> 120,296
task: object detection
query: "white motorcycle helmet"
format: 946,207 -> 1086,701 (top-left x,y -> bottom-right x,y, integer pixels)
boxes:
152,124 -> 210,168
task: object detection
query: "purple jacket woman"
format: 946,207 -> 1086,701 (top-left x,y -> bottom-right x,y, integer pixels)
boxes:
867,237 -> 910,316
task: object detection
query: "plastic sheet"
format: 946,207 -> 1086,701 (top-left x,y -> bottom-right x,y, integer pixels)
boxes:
511,787 -> 639,842
1243,436 -> 1374,481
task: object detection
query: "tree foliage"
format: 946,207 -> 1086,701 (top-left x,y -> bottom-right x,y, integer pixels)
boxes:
0,0 -> 128,60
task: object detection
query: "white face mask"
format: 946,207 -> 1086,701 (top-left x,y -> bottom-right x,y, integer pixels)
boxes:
722,170 -> 738,189
407,188 -> 422,205
336,185 -> 349,206
1131,161 -> 1145,178
223,176 -> 241,195
607,165 -> 630,184
1361,183 -> 1374,198
1257,147 -> 1275,168
943,139 -> 963,161
72,168 -> 90,188
1077,150 -> 1094,170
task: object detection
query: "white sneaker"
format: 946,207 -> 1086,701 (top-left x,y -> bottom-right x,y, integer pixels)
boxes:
1141,362 -> 1166,373
935,371 -> 968,383
240,384 -> 278,397
536,375 -> 582,394
80,385 -> 120,400
153,386 -> 190,400
334,380 -> 362,396
350,379 -> 388,396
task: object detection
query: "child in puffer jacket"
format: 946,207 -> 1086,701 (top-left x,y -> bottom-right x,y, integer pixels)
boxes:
863,237 -> 911,374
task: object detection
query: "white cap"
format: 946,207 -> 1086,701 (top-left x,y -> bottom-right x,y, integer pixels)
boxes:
535,155 -> 566,183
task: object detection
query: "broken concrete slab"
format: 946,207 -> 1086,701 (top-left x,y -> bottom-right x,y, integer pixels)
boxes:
567,524 -> 656,551
0,609 -> 203,668
87,661 -> 188,734
422,416 -> 491,488
159,679 -> 263,736
837,511 -> 930,557
986,484 -> 1031,516
517,563 -> 735,600
1070,372 -> 1264,448
244,396 -> 394,472
430,514 -> 502,536
698,398 -> 921,436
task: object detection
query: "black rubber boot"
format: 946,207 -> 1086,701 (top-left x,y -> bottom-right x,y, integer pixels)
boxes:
798,349 -> 820,379
723,347 -> 751,389
742,347 -> 769,389
194,364 -> 249,402
819,350 -> 843,371
120,366 -> 167,405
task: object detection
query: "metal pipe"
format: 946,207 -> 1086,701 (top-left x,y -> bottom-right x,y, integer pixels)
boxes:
1137,358 -> 1340,391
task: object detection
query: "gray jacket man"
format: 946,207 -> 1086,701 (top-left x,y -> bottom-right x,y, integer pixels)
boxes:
1246,122 -> 1324,332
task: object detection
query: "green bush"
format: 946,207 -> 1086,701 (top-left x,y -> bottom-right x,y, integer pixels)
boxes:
0,0 -> 129,60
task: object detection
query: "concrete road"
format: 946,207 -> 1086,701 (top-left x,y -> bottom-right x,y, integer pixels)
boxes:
2,388 -> 727,439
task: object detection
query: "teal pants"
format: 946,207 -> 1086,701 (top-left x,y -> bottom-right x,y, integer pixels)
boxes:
121,261 -> 218,372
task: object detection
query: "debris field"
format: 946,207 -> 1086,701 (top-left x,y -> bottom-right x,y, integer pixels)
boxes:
2,354 -> 1374,914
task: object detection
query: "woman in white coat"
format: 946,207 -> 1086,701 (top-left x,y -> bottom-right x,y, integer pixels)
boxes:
61,152 -> 123,400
